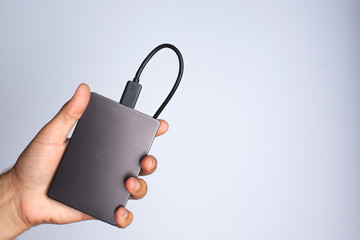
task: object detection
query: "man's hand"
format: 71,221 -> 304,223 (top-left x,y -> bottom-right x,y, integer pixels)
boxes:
0,84 -> 168,239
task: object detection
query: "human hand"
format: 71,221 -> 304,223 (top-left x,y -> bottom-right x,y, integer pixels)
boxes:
0,84 -> 168,239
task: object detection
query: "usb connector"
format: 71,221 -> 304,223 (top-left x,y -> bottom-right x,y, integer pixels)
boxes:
119,81 -> 142,108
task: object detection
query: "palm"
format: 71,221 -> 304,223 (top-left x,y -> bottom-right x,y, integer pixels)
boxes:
13,135 -> 91,226
10,84 -> 95,227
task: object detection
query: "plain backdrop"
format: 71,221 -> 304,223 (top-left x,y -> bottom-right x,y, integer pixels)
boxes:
0,1 -> 359,239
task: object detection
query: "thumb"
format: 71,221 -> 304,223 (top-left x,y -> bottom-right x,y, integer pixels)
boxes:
35,84 -> 91,145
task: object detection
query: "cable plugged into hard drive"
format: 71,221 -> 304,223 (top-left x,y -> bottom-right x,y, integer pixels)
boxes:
120,43 -> 184,118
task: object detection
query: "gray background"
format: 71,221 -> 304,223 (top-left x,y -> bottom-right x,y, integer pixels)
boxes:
0,0 -> 359,239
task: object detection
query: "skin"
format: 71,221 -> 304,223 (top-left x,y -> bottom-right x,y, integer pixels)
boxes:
0,84 -> 168,239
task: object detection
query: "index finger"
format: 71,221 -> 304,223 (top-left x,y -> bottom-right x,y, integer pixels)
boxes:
156,119 -> 168,137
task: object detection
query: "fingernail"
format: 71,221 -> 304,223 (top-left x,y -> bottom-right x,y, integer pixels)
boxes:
151,158 -> 156,170
119,208 -> 128,218
131,178 -> 140,191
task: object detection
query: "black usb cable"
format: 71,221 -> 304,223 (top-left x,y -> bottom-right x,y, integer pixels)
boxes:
119,43 -> 184,119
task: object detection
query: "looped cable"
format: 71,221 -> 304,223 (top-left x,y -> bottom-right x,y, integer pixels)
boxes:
133,44 -> 184,119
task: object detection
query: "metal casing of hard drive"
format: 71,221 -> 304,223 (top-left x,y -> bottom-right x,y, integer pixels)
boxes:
48,92 -> 160,225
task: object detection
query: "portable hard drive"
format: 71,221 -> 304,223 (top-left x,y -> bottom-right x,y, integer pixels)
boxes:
48,92 -> 160,225
47,43 -> 184,226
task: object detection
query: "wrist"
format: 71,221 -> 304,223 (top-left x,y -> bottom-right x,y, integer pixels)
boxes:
0,170 -> 30,240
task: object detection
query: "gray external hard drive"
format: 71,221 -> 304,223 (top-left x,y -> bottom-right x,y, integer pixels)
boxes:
48,43 -> 183,227
47,92 -> 160,225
